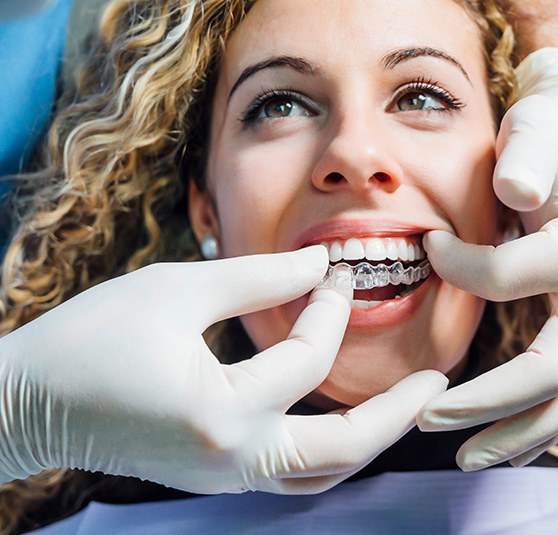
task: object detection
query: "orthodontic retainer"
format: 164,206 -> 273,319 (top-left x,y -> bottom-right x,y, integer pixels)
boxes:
324,260 -> 431,290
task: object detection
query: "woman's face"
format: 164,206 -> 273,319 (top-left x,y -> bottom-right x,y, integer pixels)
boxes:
192,0 -> 499,406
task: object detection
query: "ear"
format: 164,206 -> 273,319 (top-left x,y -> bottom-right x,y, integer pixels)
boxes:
188,179 -> 220,245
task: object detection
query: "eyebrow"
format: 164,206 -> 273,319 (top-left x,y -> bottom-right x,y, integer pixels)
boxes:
228,47 -> 470,101
228,56 -> 317,100
382,47 -> 471,82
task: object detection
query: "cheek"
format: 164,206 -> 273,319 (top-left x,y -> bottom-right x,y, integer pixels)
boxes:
429,286 -> 485,375
211,141 -> 312,256
418,132 -> 498,243
455,150 -> 499,243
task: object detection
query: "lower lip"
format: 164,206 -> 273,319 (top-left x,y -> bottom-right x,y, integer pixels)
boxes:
284,273 -> 439,333
348,274 -> 439,329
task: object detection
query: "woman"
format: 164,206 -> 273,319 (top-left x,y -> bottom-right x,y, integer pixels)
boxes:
192,0 -> 512,407
0,0 -> 554,532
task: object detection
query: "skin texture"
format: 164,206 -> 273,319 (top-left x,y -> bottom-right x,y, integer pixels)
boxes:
503,0 -> 558,58
190,0 -> 500,407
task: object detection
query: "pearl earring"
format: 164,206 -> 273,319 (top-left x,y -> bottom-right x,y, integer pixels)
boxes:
200,236 -> 219,260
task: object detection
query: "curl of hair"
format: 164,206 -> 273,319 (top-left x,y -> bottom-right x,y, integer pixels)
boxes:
460,0 -> 550,369
0,1 -> 255,531
0,0 -> 549,532
461,0 -> 519,119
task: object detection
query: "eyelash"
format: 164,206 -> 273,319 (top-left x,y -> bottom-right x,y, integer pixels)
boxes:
239,78 -> 465,124
239,89 -> 315,124
393,77 -> 465,112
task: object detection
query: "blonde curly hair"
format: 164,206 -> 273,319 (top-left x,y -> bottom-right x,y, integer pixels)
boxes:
0,0 -> 548,532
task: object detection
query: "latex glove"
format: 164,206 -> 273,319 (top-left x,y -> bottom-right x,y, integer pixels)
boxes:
493,48 -> 558,217
417,48 -> 558,471
0,246 -> 447,494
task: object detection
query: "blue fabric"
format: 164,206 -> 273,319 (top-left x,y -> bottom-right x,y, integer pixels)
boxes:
29,468 -> 558,534
0,0 -> 72,253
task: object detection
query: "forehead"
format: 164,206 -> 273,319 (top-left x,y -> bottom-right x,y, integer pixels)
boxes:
220,0 -> 484,84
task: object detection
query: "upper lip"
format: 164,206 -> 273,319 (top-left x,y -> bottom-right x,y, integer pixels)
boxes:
291,218 -> 438,250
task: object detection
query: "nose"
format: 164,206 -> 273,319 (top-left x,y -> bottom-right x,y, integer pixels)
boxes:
311,115 -> 402,194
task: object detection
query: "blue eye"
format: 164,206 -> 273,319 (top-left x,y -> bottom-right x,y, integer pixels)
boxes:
241,90 -> 315,123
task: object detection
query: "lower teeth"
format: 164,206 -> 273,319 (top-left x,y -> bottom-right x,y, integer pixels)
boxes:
352,299 -> 383,309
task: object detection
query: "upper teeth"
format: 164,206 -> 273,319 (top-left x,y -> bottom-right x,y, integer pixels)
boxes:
322,237 -> 425,263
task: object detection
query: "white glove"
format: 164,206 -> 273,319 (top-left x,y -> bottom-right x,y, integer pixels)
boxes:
493,48 -> 558,215
0,246 -> 447,494
417,48 -> 558,471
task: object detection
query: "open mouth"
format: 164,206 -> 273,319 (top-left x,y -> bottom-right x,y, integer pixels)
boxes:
319,236 -> 431,309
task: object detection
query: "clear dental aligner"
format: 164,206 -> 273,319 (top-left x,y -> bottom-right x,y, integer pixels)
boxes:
322,260 -> 431,290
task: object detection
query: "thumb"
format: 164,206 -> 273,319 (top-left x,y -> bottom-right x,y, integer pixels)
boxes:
194,246 -> 330,327
424,228 -> 558,301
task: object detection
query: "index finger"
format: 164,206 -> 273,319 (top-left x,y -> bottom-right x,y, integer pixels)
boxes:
231,282 -> 352,410
279,370 -> 448,478
418,314 -> 558,431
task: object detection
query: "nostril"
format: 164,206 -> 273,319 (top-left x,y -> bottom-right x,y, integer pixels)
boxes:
373,172 -> 390,183
325,172 -> 345,185
317,170 -> 398,192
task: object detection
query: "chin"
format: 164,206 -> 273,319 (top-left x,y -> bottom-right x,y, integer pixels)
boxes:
312,288 -> 485,408
242,271 -> 485,409
312,341 -> 468,408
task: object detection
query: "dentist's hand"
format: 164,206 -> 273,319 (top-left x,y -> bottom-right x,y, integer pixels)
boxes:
0,246 -> 447,494
417,49 -> 558,471
493,48 -> 558,217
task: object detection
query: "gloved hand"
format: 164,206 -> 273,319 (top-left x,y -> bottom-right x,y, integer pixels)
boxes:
417,48 -> 558,470
0,246 -> 447,494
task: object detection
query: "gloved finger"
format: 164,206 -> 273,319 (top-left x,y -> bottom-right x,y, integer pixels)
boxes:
418,315 -> 558,431
274,475 -> 350,495
417,316 -> 558,431
192,246 -> 330,328
267,406 -> 377,494
271,445 -> 387,494
423,226 -> 558,301
231,282 -> 352,410
508,436 -> 558,468
151,245 -> 329,331
494,95 -> 558,212
271,468 -> 366,495
455,397 -> 558,471
274,370 -> 448,478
